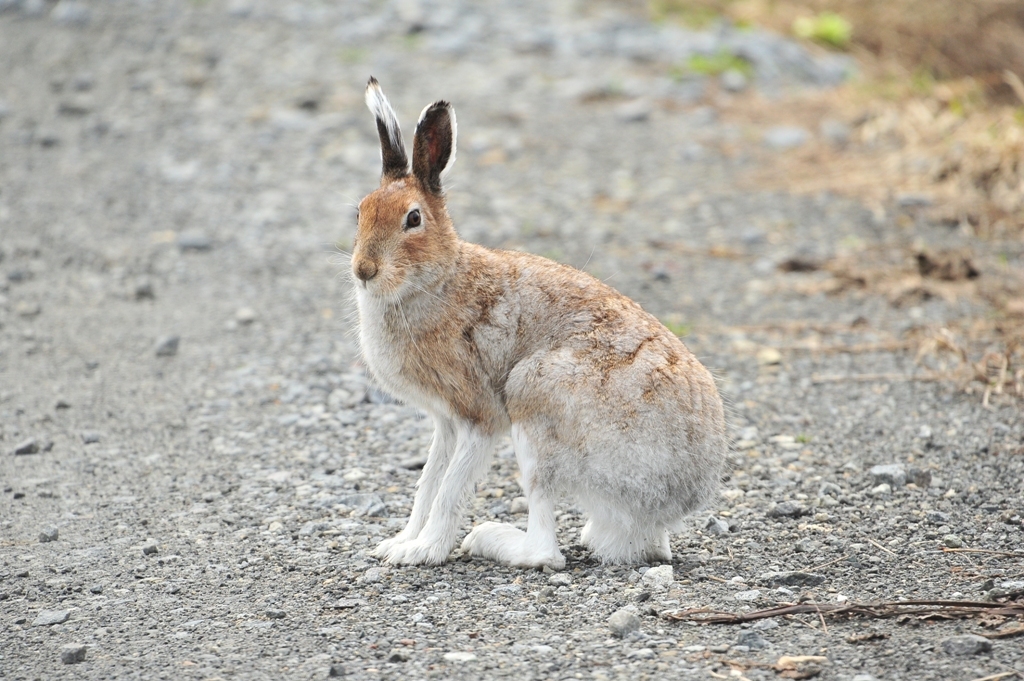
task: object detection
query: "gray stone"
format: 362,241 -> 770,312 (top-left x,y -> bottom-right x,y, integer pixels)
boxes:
510,496 -> 529,514
819,119 -> 850,146
81,431 -> 101,444
32,609 -> 70,626
398,454 -> 427,469
177,231 -> 212,251
39,526 -> 58,542
235,307 -> 257,325
720,69 -> 748,92
265,608 -> 286,619
15,301 -> 41,317
547,573 -> 571,587
50,1 -> 90,24
941,634 -> 991,656
60,644 -> 87,664
907,467 -> 932,487
615,99 -> 652,123
870,464 -> 907,488
386,649 -> 409,663
943,534 -> 962,548
926,511 -> 950,524
818,482 -> 842,497
736,631 -> 768,650
763,126 -> 809,150
142,542 -> 158,555
768,501 -> 806,518
734,589 -> 761,601
337,493 -> 386,517
759,571 -> 825,587
607,608 -> 641,637
12,439 -> 39,455
704,516 -> 730,536
134,280 -> 155,300
155,335 -> 180,357
640,564 -> 673,590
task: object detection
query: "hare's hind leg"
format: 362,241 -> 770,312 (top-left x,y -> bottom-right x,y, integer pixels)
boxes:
461,424 -> 564,569
374,416 -> 457,559
579,507 -> 671,564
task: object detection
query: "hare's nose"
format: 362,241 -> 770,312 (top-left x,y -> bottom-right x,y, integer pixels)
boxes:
355,261 -> 379,282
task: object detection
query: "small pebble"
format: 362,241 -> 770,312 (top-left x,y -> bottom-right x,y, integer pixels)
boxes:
60,644 -> 87,664
763,126 -> 809,150
32,609 -> 70,626
443,652 -> 477,662
547,573 -> 571,587
720,69 -> 747,92
386,650 -> 409,663
134,280 -> 155,300
736,631 -> 768,650
768,501 -> 806,518
510,496 -> 529,514
941,634 -> 991,656
704,516 -> 730,536
265,609 -> 286,619
177,231 -> 212,251
870,464 -> 907,488
81,431 -> 101,444
12,438 -> 39,455
155,335 -> 180,357
943,534 -> 962,548
607,608 -> 641,637
15,301 -> 42,317
39,527 -> 58,542
640,564 -> 673,590
734,590 -> 761,601
614,98 -> 652,123
235,307 -> 257,325
142,542 -> 158,555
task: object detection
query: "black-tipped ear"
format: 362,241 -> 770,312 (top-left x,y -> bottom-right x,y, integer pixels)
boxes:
412,100 -> 457,195
365,77 -> 409,182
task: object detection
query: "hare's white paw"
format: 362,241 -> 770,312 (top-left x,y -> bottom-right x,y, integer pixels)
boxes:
642,531 -> 672,563
380,538 -> 452,566
579,521 -> 594,547
462,522 -> 565,570
372,531 -> 417,559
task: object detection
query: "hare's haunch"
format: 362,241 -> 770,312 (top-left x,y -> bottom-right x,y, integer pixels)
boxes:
352,78 -> 727,568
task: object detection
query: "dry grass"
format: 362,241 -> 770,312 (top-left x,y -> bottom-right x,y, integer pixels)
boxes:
718,80 -> 1024,238
645,0 -> 1024,95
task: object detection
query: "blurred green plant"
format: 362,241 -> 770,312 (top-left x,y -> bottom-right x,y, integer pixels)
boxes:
660,315 -> 692,337
674,51 -> 752,79
792,12 -> 852,49
796,433 -> 811,443
338,48 -> 367,65
649,0 -> 720,27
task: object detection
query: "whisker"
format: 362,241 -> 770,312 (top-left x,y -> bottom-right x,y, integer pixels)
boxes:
580,244 -> 597,272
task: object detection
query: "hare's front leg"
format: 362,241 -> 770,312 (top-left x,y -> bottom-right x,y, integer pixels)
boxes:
462,424 -> 565,569
374,416 -> 458,559
381,424 -> 496,566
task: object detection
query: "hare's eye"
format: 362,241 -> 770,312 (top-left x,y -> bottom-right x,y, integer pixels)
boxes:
405,209 -> 422,230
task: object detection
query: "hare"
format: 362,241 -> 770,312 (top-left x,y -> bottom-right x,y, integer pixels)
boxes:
353,77 -> 726,569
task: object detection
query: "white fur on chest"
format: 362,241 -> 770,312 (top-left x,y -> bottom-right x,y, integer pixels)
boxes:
355,290 -> 452,417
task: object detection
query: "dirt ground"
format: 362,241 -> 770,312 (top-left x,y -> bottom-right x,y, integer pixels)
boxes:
1,1 -> 1023,680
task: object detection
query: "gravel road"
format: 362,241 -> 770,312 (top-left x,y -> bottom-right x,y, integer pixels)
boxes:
1,2 -> 1022,680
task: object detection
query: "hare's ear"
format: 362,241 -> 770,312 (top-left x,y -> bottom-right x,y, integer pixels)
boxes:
411,100 -> 456,195
365,77 -> 409,182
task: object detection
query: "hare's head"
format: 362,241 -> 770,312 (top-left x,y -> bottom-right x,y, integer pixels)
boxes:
352,78 -> 459,297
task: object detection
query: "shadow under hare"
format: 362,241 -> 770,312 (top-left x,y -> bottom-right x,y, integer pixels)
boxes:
352,77 -> 726,569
